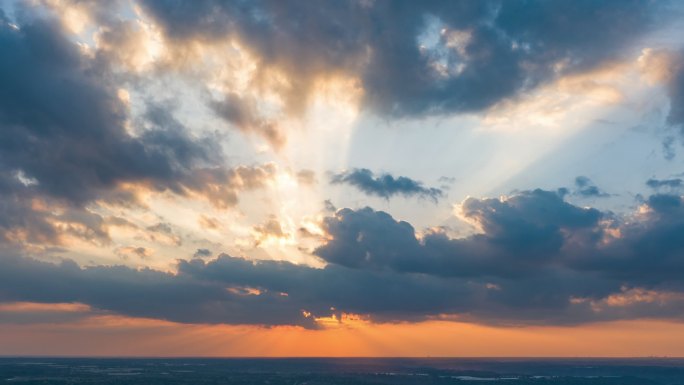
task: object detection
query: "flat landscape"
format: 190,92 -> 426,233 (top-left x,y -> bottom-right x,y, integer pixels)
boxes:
1,358 -> 683,384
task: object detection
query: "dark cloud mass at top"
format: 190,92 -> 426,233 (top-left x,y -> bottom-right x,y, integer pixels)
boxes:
0,13 -> 217,205
138,0 -> 661,118
0,8 -> 279,247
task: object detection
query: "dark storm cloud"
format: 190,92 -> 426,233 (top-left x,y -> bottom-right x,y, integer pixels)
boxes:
311,190 -> 684,323
331,169 -> 442,201
0,252 -> 472,327
3,189 -> 684,327
0,14 -> 219,205
138,0 -> 663,118
0,8 -> 273,205
316,189 -> 602,276
0,10 -> 279,245
0,254 -> 311,326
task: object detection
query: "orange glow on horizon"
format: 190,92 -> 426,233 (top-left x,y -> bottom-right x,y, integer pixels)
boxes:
2,308 -> 684,357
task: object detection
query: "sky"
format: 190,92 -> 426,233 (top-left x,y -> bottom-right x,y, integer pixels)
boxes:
1,0 -> 684,357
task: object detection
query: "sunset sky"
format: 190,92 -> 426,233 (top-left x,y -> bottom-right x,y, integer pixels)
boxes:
2,0 -> 684,357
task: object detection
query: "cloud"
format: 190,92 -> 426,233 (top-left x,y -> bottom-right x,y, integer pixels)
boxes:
646,177 -> 683,190
0,186 -> 110,247
0,14 -> 222,206
210,93 -> 285,148
140,222 -> 180,247
311,190 -> 684,324
0,12 -> 281,250
254,216 -> 286,237
641,49 -> 684,152
0,302 -> 101,325
662,136 -> 677,160
1,1 -> 683,330
115,246 -> 153,260
296,169 -> 317,186
331,169 -> 443,201
137,0 -> 664,119
253,216 -> 287,247
193,248 -> 212,258
198,215 -> 220,230
2,188 -> 684,327
573,176 -> 610,198
636,48 -> 684,159
663,52 -> 684,127
317,189 -> 602,276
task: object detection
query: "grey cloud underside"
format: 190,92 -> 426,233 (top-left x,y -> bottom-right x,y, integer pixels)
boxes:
139,0 -> 662,118
331,169 -> 442,201
0,12 -> 274,244
0,14 -> 218,205
2,189 -> 684,327
667,52 -> 684,128
647,177 -> 683,190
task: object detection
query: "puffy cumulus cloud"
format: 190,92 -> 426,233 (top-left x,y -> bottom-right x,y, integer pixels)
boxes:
0,185 -> 111,248
36,0 -> 121,34
312,190 -> 684,324
0,11 -> 278,250
317,189 -> 601,276
34,0 -> 165,74
0,13 -> 211,205
137,0 -> 664,119
93,17 -> 165,73
2,189 -> 684,327
252,216 -> 288,247
331,169 -> 443,201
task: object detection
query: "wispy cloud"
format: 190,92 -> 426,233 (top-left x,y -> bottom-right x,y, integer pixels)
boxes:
331,169 -> 443,201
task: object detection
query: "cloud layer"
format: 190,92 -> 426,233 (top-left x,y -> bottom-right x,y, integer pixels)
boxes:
0,0 -> 683,335
139,0 -> 664,119
2,189 -> 684,327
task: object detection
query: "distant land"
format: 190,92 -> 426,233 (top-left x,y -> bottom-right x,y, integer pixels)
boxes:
1,357 -> 683,384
